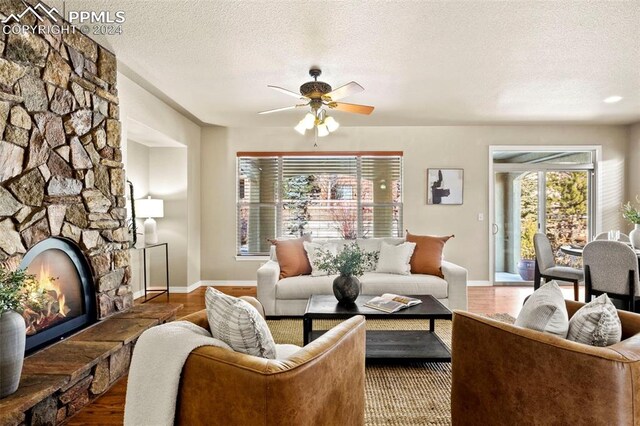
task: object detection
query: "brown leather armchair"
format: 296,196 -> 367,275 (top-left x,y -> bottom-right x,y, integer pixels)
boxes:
452,300 -> 640,425
176,305 -> 366,426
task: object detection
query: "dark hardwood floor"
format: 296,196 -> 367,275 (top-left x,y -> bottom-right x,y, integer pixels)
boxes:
66,284 -> 581,425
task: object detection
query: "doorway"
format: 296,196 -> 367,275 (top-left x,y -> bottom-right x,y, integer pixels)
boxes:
490,148 -> 599,285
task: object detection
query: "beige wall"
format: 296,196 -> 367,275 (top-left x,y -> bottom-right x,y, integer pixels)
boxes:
124,140 -> 148,294
149,147 -> 189,287
628,123 -> 640,231
201,125 -> 629,282
119,73 -> 202,288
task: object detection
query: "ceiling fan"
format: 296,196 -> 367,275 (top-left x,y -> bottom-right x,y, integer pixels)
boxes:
259,68 -> 374,137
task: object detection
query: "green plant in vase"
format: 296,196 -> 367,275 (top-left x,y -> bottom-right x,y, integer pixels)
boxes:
622,196 -> 640,249
316,243 -> 378,305
0,268 -> 34,398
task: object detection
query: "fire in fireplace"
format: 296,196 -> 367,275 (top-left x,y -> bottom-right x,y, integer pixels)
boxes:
20,238 -> 96,353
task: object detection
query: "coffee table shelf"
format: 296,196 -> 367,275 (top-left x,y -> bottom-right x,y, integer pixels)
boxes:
303,294 -> 452,362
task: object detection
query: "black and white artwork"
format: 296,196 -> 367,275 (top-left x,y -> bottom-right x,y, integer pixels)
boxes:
427,169 -> 464,205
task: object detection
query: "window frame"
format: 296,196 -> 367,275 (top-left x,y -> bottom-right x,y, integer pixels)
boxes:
236,151 -> 404,256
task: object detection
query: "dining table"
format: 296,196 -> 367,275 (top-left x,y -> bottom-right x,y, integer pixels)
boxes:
560,244 -> 640,258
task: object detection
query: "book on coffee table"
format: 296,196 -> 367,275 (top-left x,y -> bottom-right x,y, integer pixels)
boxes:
363,293 -> 423,313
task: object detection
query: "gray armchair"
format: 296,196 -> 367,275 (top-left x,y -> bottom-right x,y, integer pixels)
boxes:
533,233 -> 583,300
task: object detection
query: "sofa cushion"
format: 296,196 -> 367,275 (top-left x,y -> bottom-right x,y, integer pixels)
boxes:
270,236 -> 312,279
515,281 -> 569,338
567,294 -> 621,347
276,275 -> 338,300
376,241 -> 416,275
360,273 -> 448,299
406,232 -> 453,278
303,241 -> 338,276
205,287 -> 277,359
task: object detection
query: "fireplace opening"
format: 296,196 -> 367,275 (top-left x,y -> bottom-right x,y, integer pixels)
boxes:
20,238 -> 96,353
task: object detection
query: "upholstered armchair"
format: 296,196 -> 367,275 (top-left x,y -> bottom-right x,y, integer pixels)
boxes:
451,300 -> 640,425
176,299 -> 366,426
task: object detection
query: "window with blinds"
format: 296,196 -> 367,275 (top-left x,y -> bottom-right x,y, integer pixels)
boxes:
237,153 -> 403,256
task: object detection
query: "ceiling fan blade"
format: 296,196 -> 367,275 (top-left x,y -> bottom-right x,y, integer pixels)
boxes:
258,103 -> 308,115
323,81 -> 364,101
259,105 -> 297,115
267,85 -> 308,100
329,102 -> 375,115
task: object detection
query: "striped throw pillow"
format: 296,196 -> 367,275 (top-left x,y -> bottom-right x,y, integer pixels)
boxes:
205,288 -> 277,359
515,281 -> 569,338
567,294 -> 621,347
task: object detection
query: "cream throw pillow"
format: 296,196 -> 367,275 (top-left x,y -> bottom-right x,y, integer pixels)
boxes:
515,281 -> 569,338
375,241 -> 417,275
204,288 -> 277,359
567,294 -> 621,347
303,241 -> 338,276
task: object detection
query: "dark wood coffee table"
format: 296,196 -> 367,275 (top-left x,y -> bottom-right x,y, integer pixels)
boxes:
303,294 -> 452,362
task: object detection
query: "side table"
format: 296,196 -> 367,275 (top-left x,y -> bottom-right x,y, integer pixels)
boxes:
133,242 -> 170,303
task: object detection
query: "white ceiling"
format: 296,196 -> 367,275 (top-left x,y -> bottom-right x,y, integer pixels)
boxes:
51,1 -> 640,127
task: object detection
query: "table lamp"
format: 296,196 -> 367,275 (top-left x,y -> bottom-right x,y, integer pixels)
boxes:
135,196 -> 164,244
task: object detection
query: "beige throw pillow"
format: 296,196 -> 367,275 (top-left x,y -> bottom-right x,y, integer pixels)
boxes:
515,281 -> 569,338
567,294 -> 621,347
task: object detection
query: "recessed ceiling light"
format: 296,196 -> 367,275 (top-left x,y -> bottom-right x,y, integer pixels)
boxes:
603,96 -> 623,104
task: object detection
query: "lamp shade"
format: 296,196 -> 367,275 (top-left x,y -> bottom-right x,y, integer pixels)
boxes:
135,196 -> 164,218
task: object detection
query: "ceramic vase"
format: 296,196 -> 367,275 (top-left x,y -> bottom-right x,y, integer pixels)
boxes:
631,224 -> 640,250
0,311 -> 26,398
517,259 -> 536,281
333,275 -> 360,305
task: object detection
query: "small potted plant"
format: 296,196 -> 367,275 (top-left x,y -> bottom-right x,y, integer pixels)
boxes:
518,218 -> 537,281
0,268 -> 32,398
622,196 -> 640,249
316,243 -> 378,305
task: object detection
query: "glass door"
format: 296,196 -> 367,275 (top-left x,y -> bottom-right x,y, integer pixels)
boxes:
543,170 -> 589,269
494,171 -> 539,284
491,149 -> 595,285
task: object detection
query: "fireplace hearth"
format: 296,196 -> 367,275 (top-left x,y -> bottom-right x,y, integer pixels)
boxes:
19,237 -> 96,353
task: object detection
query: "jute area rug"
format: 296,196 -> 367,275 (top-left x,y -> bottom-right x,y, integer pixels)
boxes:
267,314 -> 514,426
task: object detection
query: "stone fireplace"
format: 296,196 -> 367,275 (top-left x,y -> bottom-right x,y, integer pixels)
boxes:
0,0 -> 132,333
20,237 -> 96,352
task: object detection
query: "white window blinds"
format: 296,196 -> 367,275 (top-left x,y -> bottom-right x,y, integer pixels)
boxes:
237,153 -> 403,256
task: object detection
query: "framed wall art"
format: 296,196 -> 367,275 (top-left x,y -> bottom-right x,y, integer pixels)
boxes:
427,168 -> 464,205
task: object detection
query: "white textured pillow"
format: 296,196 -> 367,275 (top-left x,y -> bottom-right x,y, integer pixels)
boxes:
515,281 -> 569,338
303,241 -> 338,276
204,288 -> 277,359
375,241 -> 416,275
567,294 -> 621,347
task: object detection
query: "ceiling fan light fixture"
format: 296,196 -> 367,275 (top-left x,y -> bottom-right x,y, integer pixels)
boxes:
303,112 -> 316,129
325,116 -> 339,132
262,68 -> 373,143
294,120 -> 307,135
317,123 -> 329,137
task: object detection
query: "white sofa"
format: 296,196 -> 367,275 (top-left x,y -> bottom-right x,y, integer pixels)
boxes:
257,237 -> 468,316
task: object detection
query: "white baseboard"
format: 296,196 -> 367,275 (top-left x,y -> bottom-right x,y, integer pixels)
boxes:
139,281 -> 203,295
467,280 -> 492,287
198,280 -> 257,287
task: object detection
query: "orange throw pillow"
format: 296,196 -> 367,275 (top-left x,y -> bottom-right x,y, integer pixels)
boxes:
270,236 -> 312,279
406,232 -> 454,278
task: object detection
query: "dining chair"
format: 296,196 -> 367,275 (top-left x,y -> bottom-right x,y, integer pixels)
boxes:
533,233 -> 584,301
583,240 -> 640,311
594,232 -> 631,243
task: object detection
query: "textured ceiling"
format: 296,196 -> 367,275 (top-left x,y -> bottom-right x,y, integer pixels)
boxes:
50,1 -> 640,126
